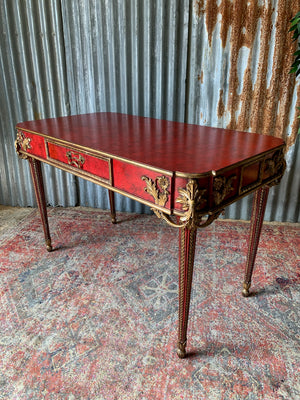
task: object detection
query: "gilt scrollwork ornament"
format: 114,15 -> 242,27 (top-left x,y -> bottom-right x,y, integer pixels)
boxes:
142,176 -> 221,230
142,175 -> 170,207
142,175 -> 170,222
213,174 -> 237,205
176,179 -> 207,229
264,150 -> 286,181
15,131 -> 32,159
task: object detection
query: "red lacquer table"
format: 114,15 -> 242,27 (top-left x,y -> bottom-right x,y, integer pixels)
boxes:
15,112 -> 286,358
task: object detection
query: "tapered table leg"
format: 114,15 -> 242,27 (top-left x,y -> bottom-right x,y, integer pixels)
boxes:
243,186 -> 269,297
108,189 -> 117,224
28,158 -> 52,252
177,226 -> 197,358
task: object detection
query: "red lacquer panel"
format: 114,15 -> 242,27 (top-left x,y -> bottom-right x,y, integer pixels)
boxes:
113,159 -> 172,209
47,142 -> 110,181
17,130 -> 47,159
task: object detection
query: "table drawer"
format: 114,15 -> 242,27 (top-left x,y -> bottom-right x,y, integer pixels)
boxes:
113,159 -> 172,210
46,142 -> 111,182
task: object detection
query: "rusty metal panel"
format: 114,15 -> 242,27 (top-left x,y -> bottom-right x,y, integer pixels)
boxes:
186,0 -> 300,221
0,0 -> 299,222
188,0 -> 299,142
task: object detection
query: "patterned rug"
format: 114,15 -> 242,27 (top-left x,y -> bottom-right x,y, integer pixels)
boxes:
0,207 -> 299,400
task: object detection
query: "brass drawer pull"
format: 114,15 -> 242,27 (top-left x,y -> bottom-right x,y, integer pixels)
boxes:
66,151 -> 85,169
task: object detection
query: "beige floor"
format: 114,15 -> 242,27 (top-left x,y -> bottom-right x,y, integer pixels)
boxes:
0,205 -> 34,234
0,205 -> 297,235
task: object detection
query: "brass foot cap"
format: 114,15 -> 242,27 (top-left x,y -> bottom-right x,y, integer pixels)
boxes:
242,283 -> 251,297
46,240 -> 52,252
177,348 -> 186,359
177,341 -> 187,359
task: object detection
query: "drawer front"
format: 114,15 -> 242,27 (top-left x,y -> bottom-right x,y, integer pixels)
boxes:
239,149 -> 286,195
47,142 -> 111,183
113,159 -> 172,210
239,160 -> 262,194
16,130 -> 47,159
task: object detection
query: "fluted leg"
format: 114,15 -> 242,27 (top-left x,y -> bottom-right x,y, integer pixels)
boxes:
243,186 -> 269,297
177,226 -> 197,358
108,189 -> 116,224
28,158 -> 52,252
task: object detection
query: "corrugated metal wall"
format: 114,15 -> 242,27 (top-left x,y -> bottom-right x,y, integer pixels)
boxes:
0,0 -> 299,222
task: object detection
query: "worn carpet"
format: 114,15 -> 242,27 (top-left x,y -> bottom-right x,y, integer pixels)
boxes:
0,207 -> 299,400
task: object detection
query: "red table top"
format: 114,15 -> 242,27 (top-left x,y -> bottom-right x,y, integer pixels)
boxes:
16,112 -> 285,175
